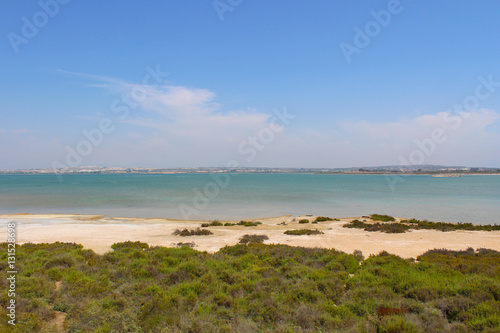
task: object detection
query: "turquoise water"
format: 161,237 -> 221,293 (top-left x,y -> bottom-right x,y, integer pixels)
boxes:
0,174 -> 499,224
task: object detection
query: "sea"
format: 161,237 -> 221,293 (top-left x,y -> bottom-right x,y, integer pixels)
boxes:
0,173 -> 499,224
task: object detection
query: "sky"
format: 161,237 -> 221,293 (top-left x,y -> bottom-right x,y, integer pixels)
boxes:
1,0 -> 500,169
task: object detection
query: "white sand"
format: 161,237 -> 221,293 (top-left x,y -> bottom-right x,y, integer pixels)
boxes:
1,214 -> 499,258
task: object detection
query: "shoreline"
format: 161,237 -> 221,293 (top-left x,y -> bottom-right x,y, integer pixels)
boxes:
1,213 -> 499,258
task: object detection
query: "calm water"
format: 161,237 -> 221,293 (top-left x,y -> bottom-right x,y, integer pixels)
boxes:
0,174 -> 499,224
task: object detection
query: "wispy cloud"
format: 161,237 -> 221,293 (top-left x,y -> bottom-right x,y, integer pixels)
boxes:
341,109 -> 500,166
7,70 -> 498,169
74,73 -> 274,146
0,128 -> 32,136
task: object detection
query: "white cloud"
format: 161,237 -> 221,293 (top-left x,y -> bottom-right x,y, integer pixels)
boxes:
8,71 -> 499,169
340,109 -> 500,166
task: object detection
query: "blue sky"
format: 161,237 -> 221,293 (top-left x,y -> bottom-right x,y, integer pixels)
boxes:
1,0 -> 500,169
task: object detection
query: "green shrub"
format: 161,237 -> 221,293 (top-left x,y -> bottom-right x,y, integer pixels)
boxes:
314,216 -> 333,222
371,214 -> 396,222
343,220 -> 410,233
176,242 -> 196,248
201,220 -> 223,227
237,221 -> 262,227
400,218 -> 500,231
111,241 -> 149,251
224,223 -> 236,226
2,242 -> 500,332
172,228 -> 213,236
299,219 -> 309,224
239,234 -> 269,244
284,229 -> 324,235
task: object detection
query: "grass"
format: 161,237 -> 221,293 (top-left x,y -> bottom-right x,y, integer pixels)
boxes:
172,228 -> 213,236
284,229 -> 324,235
0,242 -> 499,332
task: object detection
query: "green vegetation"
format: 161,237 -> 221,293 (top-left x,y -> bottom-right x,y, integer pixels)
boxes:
201,220 -> 263,227
201,220 -> 223,227
172,228 -> 213,236
344,220 -> 410,233
236,220 -> 262,227
176,242 -> 196,248
402,218 -> 500,231
371,214 -> 396,222
284,229 -> 324,235
298,219 -> 309,224
239,234 -> 269,244
1,242 -> 499,332
314,216 -> 333,222
345,217 -> 500,233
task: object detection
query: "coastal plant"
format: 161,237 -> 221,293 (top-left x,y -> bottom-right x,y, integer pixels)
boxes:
176,242 -> 196,248
172,228 -> 213,236
284,229 -> 324,235
201,220 -> 223,227
401,218 -> 500,232
370,214 -> 396,222
314,216 -> 333,222
239,234 -> 269,244
237,221 -> 262,227
1,242 -> 499,332
299,219 -> 310,224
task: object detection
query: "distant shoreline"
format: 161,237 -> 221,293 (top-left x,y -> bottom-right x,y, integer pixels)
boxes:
1,171 -> 500,176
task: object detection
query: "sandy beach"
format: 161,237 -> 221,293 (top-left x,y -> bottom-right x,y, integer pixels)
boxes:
1,213 -> 499,258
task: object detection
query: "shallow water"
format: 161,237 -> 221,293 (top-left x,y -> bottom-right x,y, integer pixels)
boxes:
0,174 -> 499,224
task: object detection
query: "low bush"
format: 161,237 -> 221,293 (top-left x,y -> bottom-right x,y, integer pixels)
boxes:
284,229 -> 324,235
299,219 -> 310,224
401,218 -> 500,231
366,223 -> 410,233
172,228 -> 213,236
237,221 -> 262,227
201,220 -> 223,227
314,216 -> 333,222
1,242 -> 499,332
370,214 -> 396,222
176,242 -> 196,248
344,220 -> 412,233
239,234 -> 269,244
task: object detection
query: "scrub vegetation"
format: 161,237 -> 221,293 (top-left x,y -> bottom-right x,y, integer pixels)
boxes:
0,242 -> 499,332
344,217 -> 500,233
